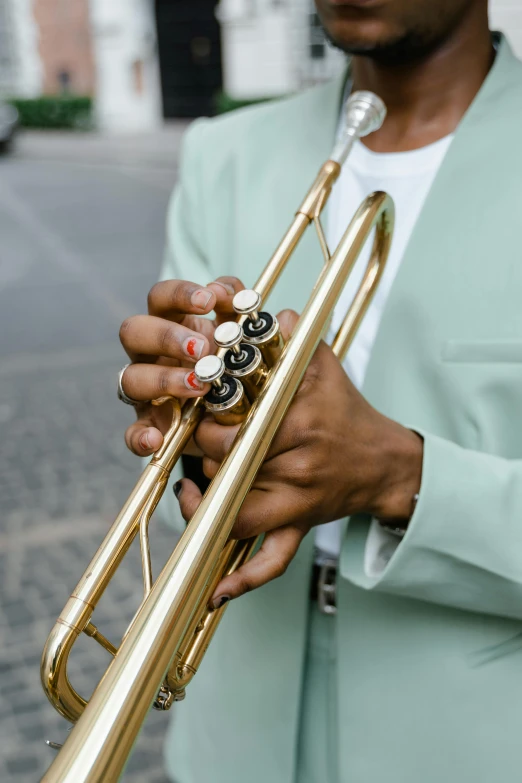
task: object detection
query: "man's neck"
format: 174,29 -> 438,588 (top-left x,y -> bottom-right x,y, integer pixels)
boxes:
352,8 -> 494,152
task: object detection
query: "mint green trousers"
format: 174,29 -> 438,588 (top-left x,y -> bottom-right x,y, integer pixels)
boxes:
295,603 -> 338,783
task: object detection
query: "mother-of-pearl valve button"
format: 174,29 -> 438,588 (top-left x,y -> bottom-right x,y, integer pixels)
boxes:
194,355 -> 225,386
232,289 -> 262,323
213,321 -> 243,351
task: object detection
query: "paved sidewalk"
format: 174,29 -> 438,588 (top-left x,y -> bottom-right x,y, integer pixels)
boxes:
0,126 -> 189,781
0,357 -> 178,783
13,121 -> 190,171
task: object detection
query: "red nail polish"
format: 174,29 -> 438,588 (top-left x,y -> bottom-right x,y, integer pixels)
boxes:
186,338 -> 198,357
184,371 -> 202,391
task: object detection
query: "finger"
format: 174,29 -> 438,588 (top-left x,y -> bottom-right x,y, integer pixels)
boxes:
175,479 -> 203,523
147,280 -> 217,320
125,418 -> 164,457
231,485 -> 313,540
210,526 -> 305,606
119,315 -> 211,363
202,456 -> 220,479
276,308 -> 299,340
206,277 -> 245,325
194,417 -> 240,463
121,363 -> 209,403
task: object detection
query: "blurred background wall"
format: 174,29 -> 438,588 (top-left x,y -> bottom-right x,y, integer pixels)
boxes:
2,0 -> 519,134
34,0 -> 96,96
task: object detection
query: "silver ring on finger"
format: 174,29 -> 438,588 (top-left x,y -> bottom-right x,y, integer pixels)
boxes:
117,364 -> 147,407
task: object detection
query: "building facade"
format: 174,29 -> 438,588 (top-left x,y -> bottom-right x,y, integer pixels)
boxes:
0,0 -> 521,132
0,0 -> 41,97
33,0 -> 96,96
88,0 -> 162,132
219,0 -> 522,99
218,0 -> 344,99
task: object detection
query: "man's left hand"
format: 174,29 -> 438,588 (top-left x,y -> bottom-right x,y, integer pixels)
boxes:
176,310 -> 423,607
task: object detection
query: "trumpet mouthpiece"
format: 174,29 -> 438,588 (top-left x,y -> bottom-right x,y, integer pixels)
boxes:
331,90 -> 387,165
344,91 -> 386,139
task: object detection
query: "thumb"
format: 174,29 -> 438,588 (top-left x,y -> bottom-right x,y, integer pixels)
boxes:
125,405 -> 164,457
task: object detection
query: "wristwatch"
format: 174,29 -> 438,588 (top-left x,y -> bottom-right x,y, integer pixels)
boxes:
379,493 -> 419,538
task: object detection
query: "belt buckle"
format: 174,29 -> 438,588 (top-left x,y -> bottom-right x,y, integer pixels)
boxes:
317,558 -> 337,616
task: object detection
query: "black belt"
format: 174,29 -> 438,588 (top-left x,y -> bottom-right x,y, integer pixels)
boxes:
310,559 -> 338,615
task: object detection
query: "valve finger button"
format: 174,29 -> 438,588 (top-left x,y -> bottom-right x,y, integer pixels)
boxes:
214,322 -> 245,358
214,321 -> 257,372
233,289 -> 276,341
195,355 -> 226,390
232,289 -> 262,326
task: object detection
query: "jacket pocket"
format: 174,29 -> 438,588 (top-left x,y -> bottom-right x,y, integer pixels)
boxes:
442,339 -> 522,364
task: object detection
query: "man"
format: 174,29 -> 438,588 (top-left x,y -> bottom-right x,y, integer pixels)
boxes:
118,1 -> 522,781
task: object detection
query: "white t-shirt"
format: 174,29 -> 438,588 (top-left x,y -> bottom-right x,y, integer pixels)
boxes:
315,133 -> 454,567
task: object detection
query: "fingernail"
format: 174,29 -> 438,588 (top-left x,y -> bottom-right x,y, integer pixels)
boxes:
173,480 -> 183,499
191,288 -> 213,310
140,432 -> 151,450
211,595 -> 230,611
183,336 -> 205,360
184,371 -> 204,391
210,281 -> 235,296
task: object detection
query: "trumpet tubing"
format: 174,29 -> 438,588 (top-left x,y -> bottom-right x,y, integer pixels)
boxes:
41,91 -> 394,783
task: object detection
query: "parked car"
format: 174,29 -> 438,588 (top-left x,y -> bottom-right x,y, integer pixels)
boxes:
0,102 -> 18,153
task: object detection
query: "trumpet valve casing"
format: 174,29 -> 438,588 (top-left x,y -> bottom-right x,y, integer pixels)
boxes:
232,290 -> 283,368
195,354 -> 250,426
214,321 -> 268,401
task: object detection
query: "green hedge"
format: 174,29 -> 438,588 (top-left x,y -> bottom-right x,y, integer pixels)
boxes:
215,92 -> 274,115
8,96 -> 93,130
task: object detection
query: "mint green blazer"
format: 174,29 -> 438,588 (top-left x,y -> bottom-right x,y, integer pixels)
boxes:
161,36 -> 522,783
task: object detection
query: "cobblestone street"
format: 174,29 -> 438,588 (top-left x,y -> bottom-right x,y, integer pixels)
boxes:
0,125 -> 189,782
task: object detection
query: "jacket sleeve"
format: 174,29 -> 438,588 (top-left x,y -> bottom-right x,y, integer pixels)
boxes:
342,428 -> 522,620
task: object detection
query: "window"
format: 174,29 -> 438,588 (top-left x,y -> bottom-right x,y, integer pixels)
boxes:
309,12 -> 325,60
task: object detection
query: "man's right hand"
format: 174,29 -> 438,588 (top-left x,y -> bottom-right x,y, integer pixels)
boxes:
119,276 -> 244,457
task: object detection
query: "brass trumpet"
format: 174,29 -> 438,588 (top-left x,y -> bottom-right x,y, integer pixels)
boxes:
41,91 -> 394,782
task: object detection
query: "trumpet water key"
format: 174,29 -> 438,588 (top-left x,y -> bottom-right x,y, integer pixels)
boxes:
41,90 -> 394,783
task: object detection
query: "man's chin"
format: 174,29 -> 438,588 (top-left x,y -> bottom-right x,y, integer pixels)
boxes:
322,22 -> 398,57
319,13 -> 399,54
323,22 -> 436,65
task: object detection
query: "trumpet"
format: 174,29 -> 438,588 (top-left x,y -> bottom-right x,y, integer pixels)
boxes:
41,91 -> 394,782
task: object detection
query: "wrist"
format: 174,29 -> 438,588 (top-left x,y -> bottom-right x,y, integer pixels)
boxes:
369,424 -> 423,522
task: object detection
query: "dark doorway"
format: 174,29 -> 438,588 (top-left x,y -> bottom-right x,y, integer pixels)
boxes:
155,0 -> 223,118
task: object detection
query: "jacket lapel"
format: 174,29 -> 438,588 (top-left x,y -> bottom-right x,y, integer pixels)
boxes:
361,34 -> 522,414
